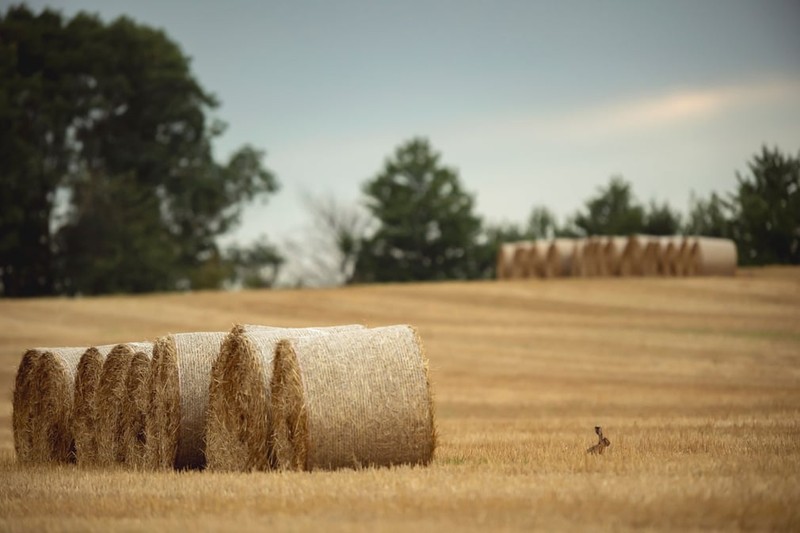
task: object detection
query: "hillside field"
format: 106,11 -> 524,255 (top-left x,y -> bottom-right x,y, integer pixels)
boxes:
1,268 -> 799,531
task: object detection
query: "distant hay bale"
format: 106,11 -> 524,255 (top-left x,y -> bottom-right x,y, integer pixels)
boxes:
581,238 -> 604,277
271,325 -> 436,471
26,347 -> 87,463
601,237 -> 628,276
688,237 -> 737,276
205,324 -> 366,472
144,332 -> 227,470
94,342 -> 153,467
569,238 -> 588,276
641,238 -> 662,276
657,237 -> 680,276
72,344 -> 118,465
119,349 -> 154,468
546,238 -> 577,277
675,237 -> 693,276
510,241 -> 535,278
619,235 -> 647,276
496,243 -> 516,280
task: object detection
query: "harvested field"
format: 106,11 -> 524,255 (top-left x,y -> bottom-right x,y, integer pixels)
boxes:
1,267 -> 800,531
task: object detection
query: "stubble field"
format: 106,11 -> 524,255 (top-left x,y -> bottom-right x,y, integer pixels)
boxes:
1,268 -> 799,531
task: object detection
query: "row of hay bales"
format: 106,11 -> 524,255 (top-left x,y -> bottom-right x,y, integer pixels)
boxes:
496,235 -> 737,279
13,324 -> 436,471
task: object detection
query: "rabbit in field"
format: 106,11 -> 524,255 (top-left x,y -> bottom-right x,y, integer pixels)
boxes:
587,426 -> 610,454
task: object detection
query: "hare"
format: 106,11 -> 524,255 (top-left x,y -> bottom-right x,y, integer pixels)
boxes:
587,426 -> 610,454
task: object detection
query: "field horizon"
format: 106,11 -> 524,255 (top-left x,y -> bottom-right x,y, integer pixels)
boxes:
2,267 -> 799,531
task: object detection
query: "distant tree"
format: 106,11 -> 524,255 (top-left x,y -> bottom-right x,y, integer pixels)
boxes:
573,176 -> 644,236
643,200 -> 682,236
226,237 -> 284,289
0,6 -> 279,296
684,192 -> 733,238
354,138 -> 483,282
526,205 -> 558,239
730,146 -> 800,265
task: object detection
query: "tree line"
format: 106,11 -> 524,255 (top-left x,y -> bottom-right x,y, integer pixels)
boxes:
1,6 -> 798,297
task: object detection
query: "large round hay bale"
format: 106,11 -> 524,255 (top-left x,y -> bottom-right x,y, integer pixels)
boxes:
544,239 -> 575,277
26,347 -> 87,463
72,344 -> 118,465
569,238 -> 587,276
144,332 -> 227,470
675,237 -> 693,276
657,236 -> 679,275
94,342 -> 153,467
12,349 -> 43,463
688,237 -> 737,275
271,325 -> 436,471
601,237 -> 628,276
509,241 -> 534,279
119,349 -> 154,468
619,235 -> 649,276
640,238 -> 662,276
496,243 -> 516,280
205,324 -> 366,472
581,237 -> 604,277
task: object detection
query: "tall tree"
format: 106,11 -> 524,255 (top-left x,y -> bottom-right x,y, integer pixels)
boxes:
355,138 -> 483,282
684,192 -> 732,238
573,176 -> 644,236
731,146 -> 800,265
0,6 -> 279,296
643,200 -> 682,236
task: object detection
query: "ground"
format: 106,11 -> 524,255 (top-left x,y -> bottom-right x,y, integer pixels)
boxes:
1,268 -> 799,531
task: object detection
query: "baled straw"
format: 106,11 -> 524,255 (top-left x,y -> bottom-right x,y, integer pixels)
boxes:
619,235 -> 646,276
496,243 -> 516,280
72,344 -> 118,465
206,324 -> 366,472
688,237 -> 737,276
570,238 -> 587,277
119,349 -> 154,468
94,342 -> 153,467
510,241 -> 535,279
581,238 -> 603,276
640,238 -> 662,276
13,347 -> 85,463
658,236 -> 679,276
601,237 -> 628,276
271,325 -> 437,471
145,331 -> 227,470
530,240 -> 551,278
675,237 -> 692,276
546,238 -> 576,277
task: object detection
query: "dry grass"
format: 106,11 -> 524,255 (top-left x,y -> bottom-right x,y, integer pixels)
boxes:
1,267 -> 799,531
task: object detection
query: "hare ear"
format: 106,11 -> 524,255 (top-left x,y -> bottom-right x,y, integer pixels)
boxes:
595,426 -> 602,437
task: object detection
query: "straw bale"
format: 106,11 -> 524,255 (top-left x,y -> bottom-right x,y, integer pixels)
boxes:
675,237 -> 692,276
569,238 -> 587,276
619,235 -> 648,276
119,349 -> 154,468
26,347 -> 87,463
530,241 -> 551,277
72,344 -> 119,465
94,342 -> 153,467
145,332 -> 228,470
657,237 -> 679,276
601,237 -> 628,276
688,237 -> 737,276
206,324 -> 366,472
640,238 -> 662,276
543,239 -> 573,277
496,243 -> 516,280
13,347 -> 83,463
510,241 -> 535,279
581,238 -> 604,277
271,325 -> 436,471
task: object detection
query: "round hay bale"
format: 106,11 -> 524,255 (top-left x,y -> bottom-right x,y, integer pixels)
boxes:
544,239 -> 574,277
510,241 -> 534,279
640,238 -> 662,276
271,325 -> 437,471
94,342 -> 153,467
496,243 -> 516,280
675,237 -> 693,276
619,235 -> 648,276
581,237 -> 604,277
205,324 -> 366,472
569,238 -> 587,276
12,349 -> 43,463
144,332 -> 228,470
657,237 -> 678,275
688,237 -> 737,276
601,237 -> 628,276
27,347 -> 87,463
119,349 -> 154,469
72,344 -> 118,465
530,241 -> 551,278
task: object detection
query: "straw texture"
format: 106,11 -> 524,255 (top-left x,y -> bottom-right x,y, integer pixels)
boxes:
511,241 -> 535,278
13,347 -> 85,463
145,332 -> 227,470
72,345 -> 118,465
94,342 -> 153,466
119,349 -> 154,468
271,325 -> 437,471
689,237 -> 737,276
496,243 -> 516,280
205,324 -> 366,472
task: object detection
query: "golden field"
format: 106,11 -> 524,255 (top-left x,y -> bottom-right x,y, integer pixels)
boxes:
1,268 -> 799,531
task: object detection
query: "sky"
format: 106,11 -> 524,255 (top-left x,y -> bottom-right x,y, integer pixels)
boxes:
22,0 -> 800,253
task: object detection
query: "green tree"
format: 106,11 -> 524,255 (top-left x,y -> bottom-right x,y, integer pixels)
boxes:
573,176 -> 644,236
731,146 -> 799,265
226,237 -> 284,289
684,192 -> 732,238
355,138 -> 483,282
643,200 -> 682,236
0,6 -> 279,296
526,205 -> 558,239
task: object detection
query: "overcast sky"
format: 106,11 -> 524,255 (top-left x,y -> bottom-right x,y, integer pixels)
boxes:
24,0 -> 800,250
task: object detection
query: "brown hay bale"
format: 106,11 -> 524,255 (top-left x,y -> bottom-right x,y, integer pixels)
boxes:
145,332 -> 228,470
205,324 -> 366,472
495,243 -> 516,280
510,241 -> 534,279
641,238 -> 662,276
72,344 -> 118,465
619,235 -> 648,276
657,237 -> 679,275
119,349 -> 154,469
688,237 -> 737,276
271,325 -> 436,471
675,237 -> 693,276
569,238 -> 587,276
601,237 -> 628,276
546,238 -> 576,277
530,241 -> 551,278
11,348 -> 86,463
27,347 -> 88,463
94,342 -> 153,467
581,237 -> 604,277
